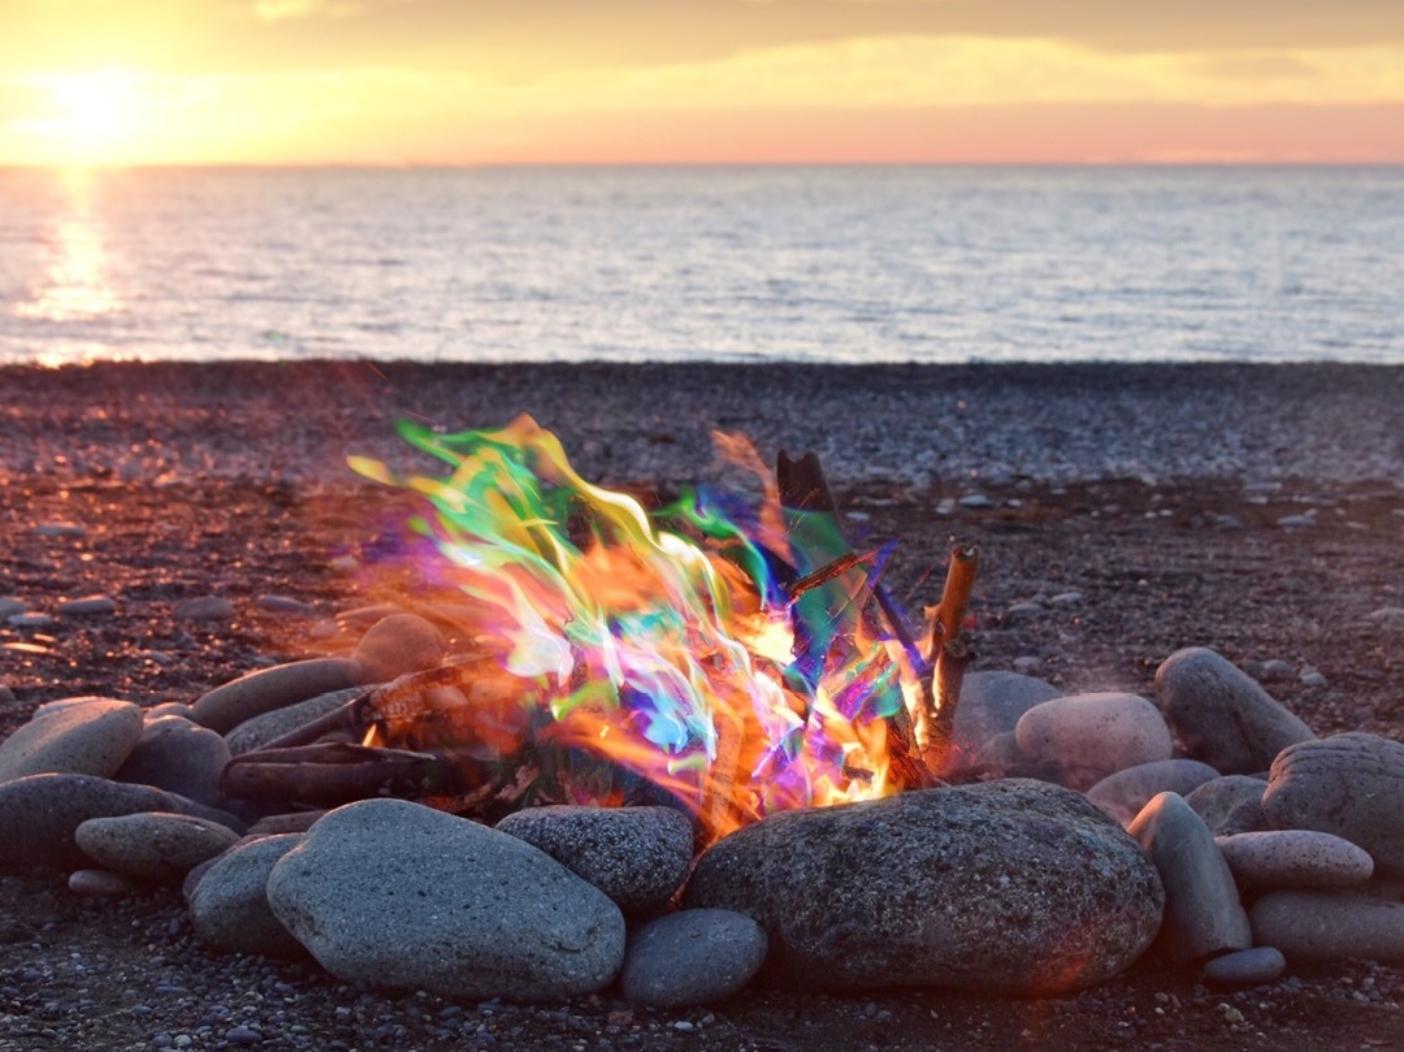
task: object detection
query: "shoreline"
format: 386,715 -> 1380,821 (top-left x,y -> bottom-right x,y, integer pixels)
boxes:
2,360 -> 1401,487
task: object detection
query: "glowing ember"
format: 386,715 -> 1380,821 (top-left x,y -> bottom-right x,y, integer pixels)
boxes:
348,415 -> 932,839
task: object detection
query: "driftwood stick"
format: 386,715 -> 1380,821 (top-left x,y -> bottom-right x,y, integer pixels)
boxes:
923,543 -> 980,768
261,693 -> 376,751
221,750 -> 456,806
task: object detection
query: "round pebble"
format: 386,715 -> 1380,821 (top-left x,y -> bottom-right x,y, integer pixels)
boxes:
1202,946 -> 1286,988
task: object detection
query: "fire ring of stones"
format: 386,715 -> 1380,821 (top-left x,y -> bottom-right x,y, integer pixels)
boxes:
2,425 -> 1400,1008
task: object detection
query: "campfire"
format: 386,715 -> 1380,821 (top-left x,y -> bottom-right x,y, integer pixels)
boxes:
5,412 -> 1393,1013
223,414 -> 980,839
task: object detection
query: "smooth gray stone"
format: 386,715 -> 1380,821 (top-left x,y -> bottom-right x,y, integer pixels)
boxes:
266,799 -> 625,999
1128,792 -> 1251,963
57,594 -> 116,616
496,805 -> 693,915
191,658 -> 364,734
947,671 -> 1060,768
246,811 -> 327,836
145,702 -> 194,721
115,716 -> 230,807
0,773 -> 244,870
1251,891 -> 1404,964
619,909 -> 767,1008
1087,759 -> 1221,827
0,698 -> 142,783
1263,733 -> 1404,876
68,868 -> 139,897
256,594 -> 318,617
685,780 -> 1163,995
1216,831 -> 1374,890
174,596 -> 236,621
189,834 -> 305,958
1202,947 -> 1286,988
970,731 -> 1028,774
1186,775 -> 1271,836
76,812 -> 239,883
224,687 -> 367,756
1015,692 -> 1173,788
1155,648 -> 1314,774
350,614 -> 444,683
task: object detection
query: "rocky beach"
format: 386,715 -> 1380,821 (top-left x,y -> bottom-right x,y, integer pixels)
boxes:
2,360 -> 1404,1052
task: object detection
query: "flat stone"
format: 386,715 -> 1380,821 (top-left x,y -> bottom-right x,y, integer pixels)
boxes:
1217,831 -> 1374,890
57,594 -> 116,616
947,671 -> 1060,768
619,909 -> 767,1008
685,780 -> 1163,995
1049,591 -> 1084,607
174,596 -> 236,621
224,687 -> 368,755
256,594 -> 318,617
116,716 -> 231,807
1156,648 -> 1314,774
7,612 -> 54,629
1202,947 -> 1286,988
350,614 -> 445,683
1015,692 -> 1173,788
0,773 -> 243,869
1262,733 -> 1404,875
0,598 -> 25,619
1186,775 -> 1271,836
190,835 -> 306,958
267,799 -> 625,999
0,698 -> 142,783
496,805 -> 693,914
1003,601 -> 1044,624
1251,891 -> 1404,964
145,702 -> 194,721
958,493 -> 993,509
35,522 -> 85,538
191,658 -> 364,734
1087,759 -> 1221,827
1128,792 -> 1251,963
69,869 -> 139,897
76,812 -> 240,883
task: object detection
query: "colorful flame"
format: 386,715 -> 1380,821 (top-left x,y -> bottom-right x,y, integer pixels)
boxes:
349,414 -> 927,839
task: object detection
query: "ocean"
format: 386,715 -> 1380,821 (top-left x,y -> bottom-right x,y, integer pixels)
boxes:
1,165 -> 1401,366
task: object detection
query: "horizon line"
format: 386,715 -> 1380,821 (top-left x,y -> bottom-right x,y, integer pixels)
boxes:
4,159 -> 1404,172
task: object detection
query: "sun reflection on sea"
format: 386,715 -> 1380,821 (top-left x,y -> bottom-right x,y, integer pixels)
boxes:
14,168 -> 119,334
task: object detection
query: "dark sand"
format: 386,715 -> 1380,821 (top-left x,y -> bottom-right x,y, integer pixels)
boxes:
2,361 -> 1404,1051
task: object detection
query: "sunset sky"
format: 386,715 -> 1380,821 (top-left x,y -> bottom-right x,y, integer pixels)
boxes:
2,0 -> 1404,166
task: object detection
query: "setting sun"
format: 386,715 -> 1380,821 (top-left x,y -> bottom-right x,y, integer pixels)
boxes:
43,70 -> 141,162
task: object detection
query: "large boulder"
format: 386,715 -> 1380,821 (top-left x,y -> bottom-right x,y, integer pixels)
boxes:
266,800 -> 625,999
619,909 -> 767,1008
1262,733 -> 1404,875
1251,891 -> 1404,964
1015,692 -> 1173,788
1087,759 -> 1220,827
1155,648 -> 1314,774
1185,776 -> 1270,836
115,716 -> 230,807
224,687 -> 367,755
495,805 -> 693,915
0,698 -> 142,783
190,834 -> 306,958
684,780 -> 1163,995
191,659 -> 363,734
1128,792 -> 1251,963
75,812 -> 239,883
946,672 -> 1060,768
351,614 -> 444,683
0,774 -> 243,870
